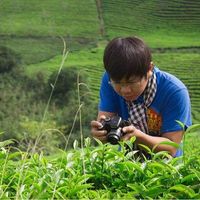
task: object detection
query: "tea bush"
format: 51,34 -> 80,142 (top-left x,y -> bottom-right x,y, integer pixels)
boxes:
0,128 -> 200,199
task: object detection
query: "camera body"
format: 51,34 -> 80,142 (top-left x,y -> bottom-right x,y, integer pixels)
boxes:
99,116 -> 130,145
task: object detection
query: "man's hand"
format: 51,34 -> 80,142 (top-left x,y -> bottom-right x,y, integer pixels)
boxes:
121,125 -> 141,141
91,115 -> 107,142
91,112 -> 117,143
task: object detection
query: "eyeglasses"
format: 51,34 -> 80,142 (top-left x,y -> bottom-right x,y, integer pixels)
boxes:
108,79 -> 142,89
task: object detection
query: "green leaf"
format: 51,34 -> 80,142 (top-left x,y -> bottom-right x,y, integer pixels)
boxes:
54,169 -> 64,184
73,140 -> 79,150
181,174 -> 198,184
147,162 -> 166,171
143,185 -> 165,198
131,162 -> 145,174
191,169 -> 200,181
129,136 -> 136,143
8,151 -> 22,160
118,161 -> 144,174
185,124 -> 200,134
0,139 -> 14,148
169,184 -> 196,198
93,138 -> 103,146
84,137 -> 91,148
152,151 -> 172,160
138,143 -> 152,154
127,183 -> 146,193
153,141 -> 180,153
175,120 -> 185,130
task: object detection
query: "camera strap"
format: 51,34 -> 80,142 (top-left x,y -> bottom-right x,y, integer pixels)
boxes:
126,71 -> 157,134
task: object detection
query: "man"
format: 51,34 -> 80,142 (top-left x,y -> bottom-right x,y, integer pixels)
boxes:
91,36 -> 192,157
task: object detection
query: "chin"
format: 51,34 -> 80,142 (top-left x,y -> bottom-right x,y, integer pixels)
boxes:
124,96 -> 137,101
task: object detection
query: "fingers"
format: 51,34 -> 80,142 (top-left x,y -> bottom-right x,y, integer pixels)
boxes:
91,120 -> 103,129
122,125 -> 136,134
121,125 -> 137,141
91,120 -> 107,142
97,115 -> 107,124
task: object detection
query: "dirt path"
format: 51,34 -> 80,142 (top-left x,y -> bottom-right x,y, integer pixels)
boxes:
95,0 -> 105,37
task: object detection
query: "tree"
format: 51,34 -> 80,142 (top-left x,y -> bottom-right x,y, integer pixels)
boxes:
46,67 -> 97,148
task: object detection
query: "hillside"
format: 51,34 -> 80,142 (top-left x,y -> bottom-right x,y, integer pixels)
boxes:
102,0 -> 200,47
0,1 -> 200,198
0,0 -> 200,125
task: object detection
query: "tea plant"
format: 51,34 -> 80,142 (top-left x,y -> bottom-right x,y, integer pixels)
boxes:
0,123 -> 200,199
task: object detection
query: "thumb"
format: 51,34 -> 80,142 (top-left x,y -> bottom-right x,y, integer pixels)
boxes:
121,133 -> 132,141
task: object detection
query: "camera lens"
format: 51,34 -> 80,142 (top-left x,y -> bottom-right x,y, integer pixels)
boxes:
107,128 -> 122,145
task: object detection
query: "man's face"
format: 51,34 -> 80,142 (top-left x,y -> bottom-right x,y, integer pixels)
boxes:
109,71 -> 152,101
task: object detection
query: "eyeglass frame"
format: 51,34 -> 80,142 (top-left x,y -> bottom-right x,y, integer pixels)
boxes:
108,78 -> 144,89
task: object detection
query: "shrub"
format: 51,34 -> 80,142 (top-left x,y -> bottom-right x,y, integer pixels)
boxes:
0,46 -> 21,73
46,67 -> 78,105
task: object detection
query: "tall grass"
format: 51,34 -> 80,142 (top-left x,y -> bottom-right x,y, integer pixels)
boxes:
31,37 -> 69,154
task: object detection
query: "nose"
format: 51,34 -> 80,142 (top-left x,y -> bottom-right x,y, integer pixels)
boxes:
120,85 -> 132,93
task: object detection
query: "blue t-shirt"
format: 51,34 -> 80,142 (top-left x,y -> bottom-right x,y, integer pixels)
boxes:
99,67 -> 192,157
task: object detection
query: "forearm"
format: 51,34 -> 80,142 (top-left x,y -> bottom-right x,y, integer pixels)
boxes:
134,129 -> 178,156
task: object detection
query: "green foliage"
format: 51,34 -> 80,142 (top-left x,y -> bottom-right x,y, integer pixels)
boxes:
0,136 -> 200,199
43,66 -> 97,149
18,117 -> 63,154
0,64 -> 97,153
46,67 -> 79,106
0,70 -> 47,141
0,46 -> 21,73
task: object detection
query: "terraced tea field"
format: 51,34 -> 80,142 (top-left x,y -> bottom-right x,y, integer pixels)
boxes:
153,51 -> 200,123
0,0 -> 99,37
25,46 -> 200,124
102,0 -> 200,47
1,0 -> 200,124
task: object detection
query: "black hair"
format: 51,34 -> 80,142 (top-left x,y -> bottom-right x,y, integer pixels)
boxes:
103,36 -> 152,81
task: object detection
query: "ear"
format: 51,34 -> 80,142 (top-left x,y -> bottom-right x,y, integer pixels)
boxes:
147,62 -> 154,78
149,61 -> 154,71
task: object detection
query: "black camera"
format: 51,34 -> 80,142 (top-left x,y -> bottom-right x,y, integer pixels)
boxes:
99,116 -> 130,145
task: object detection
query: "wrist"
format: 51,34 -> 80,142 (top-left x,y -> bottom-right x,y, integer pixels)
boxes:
134,128 -> 145,140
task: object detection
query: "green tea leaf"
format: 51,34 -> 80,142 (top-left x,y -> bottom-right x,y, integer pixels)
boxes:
185,124 -> 200,134
93,138 -> 103,146
138,144 -> 152,154
181,174 -> 198,184
152,151 -> 171,160
153,141 -> 180,153
175,120 -> 185,130
147,162 -> 166,171
169,184 -> 196,198
84,137 -> 91,148
127,183 -> 146,193
143,185 -> 165,198
8,151 -> 22,160
191,169 -> 200,181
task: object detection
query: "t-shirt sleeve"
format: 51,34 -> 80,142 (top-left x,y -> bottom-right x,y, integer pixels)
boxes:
161,88 -> 192,133
98,72 -> 118,113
